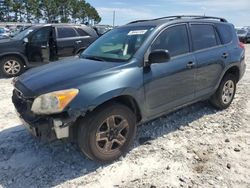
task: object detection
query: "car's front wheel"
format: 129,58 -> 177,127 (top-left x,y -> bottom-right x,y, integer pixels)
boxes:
77,103 -> 137,163
210,74 -> 236,109
0,56 -> 25,77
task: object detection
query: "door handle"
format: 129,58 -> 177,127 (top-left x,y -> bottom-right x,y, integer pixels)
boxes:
75,40 -> 82,44
41,45 -> 47,49
186,61 -> 195,69
222,53 -> 229,59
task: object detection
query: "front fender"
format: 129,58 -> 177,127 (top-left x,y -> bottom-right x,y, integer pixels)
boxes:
68,67 -> 145,118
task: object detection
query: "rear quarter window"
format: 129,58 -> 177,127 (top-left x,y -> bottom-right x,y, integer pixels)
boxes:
216,24 -> 233,44
76,28 -> 89,37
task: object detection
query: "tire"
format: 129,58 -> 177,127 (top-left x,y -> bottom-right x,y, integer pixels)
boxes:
77,103 -> 137,163
210,74 -> 236,110
0,56 -> 25,77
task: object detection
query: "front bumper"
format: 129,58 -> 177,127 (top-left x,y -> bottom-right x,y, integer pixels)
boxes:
12,89 -> 73,141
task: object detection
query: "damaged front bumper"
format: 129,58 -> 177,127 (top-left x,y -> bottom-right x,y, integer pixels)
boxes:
12,89 -> 77,141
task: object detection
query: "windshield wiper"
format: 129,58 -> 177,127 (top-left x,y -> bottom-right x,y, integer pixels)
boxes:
82,55 -> 105,62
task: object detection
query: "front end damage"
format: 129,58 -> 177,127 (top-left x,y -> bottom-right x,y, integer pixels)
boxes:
12,88 -> 80,142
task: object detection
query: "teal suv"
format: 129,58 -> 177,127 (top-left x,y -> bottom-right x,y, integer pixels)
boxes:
12,16 -> 246,162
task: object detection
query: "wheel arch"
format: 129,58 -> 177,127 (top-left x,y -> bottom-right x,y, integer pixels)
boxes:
223,65 -> 240,83
0,52 -> 28,66
92,95 -> 142,123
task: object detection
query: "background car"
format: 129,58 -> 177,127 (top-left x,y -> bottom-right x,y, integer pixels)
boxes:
93,25 -> 113,36
0,27 -> 10,39
0,24 -> 98,77
236,28 -> 250,43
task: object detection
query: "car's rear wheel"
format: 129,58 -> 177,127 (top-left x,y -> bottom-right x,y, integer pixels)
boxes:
0,56 -> 25,77
210,74 -> 236,109
77,103 -> 137,163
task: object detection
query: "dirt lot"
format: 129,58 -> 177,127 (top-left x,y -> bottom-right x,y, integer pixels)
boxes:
0,45 -> 249,188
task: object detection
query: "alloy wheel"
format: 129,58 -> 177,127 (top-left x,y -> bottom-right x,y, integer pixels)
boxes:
3,60 -> 21,75
222,80 -> 235,104
95,115 -> 129,153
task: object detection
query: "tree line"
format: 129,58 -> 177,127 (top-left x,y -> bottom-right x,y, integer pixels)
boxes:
0,0 -> 101,24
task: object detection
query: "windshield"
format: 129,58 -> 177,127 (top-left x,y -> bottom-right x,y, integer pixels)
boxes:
82,26 -> 155,62
237,29 -> 247,34
12,27 -> 34,40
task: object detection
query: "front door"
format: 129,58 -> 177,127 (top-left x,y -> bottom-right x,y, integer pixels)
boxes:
144,24 -> 196,117
56,26 -> 79,58
26,26 -> 52,65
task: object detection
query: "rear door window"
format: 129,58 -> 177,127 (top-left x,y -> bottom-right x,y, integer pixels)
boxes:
76,28 -> 89,37
190,24 -> 218,51
151,24 -> 190,57
57,27 -> 78,38
216,24 -> 233,44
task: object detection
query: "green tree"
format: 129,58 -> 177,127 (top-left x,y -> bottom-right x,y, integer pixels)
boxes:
0,0 -> 101,24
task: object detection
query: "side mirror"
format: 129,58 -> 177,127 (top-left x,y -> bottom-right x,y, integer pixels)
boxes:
23,37 -> 29,43
148,50 -> 170,65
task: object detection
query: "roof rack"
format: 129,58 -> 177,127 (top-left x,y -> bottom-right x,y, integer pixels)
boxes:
128,15 -> 228,24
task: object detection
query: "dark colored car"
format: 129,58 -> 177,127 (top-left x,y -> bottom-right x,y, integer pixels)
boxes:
236,28 -> 250,43
93,25 -> 113,36
0,24 -> 98,77
12,16 -> 246,162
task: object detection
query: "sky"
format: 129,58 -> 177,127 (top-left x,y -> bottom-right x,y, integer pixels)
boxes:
87,0 -> 250,27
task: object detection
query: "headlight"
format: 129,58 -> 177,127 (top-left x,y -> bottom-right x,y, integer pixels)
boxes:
31,89 -> 79,115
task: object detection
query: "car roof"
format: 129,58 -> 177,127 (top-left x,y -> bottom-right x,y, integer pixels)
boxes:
124,15 -> 229,28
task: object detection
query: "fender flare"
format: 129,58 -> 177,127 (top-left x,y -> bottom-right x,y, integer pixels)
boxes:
0,52 -> 29,66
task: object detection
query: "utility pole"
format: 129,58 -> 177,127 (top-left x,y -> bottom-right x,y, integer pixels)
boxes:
113,10 -> 116,27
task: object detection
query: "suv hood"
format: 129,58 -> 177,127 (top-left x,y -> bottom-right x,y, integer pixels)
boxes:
16,57 -> 122,96
0,38 -> 20,46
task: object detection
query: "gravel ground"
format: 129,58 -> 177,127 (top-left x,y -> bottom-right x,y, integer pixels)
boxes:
0,45 -> 249,188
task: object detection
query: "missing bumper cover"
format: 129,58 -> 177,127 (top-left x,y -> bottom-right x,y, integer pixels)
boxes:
53,119 -> 69,139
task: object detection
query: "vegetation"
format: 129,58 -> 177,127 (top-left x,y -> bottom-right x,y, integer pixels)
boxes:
0,0 -> 101,24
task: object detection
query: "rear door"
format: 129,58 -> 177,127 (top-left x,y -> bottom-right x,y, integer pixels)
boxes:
75,27 -> 95,53
190,23 -> 228,97
56,26 -> 79,57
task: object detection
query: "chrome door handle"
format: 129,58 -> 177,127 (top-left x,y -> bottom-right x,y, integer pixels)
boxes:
75,40 -> 82,44
186,61 -> 195,69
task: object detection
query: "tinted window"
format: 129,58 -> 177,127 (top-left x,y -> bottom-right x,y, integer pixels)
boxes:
76,28 -> 89,36
57,27 -> 77,38
190,24 -> 217,51
216,24 -> 233,44
30,27 -> 50,42
151,25 -> 189,57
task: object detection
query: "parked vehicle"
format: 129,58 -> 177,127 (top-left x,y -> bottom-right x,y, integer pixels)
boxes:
0,24 -> 98,77
0,27 -> 10,39
9,25 -> 32,37
236,28 -> 250,43
12,16 -> 246,162
93,25 -> 113,36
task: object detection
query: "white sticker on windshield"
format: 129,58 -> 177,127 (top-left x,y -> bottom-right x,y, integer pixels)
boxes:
128,30 -> 148,35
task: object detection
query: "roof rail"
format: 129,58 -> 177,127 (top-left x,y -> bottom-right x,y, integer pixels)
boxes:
128,15 -> 228,24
